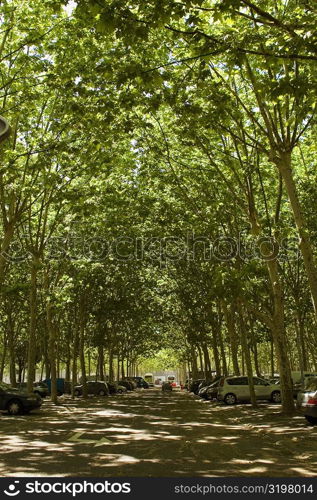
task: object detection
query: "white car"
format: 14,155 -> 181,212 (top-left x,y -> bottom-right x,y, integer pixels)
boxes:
217,376 -> 281,405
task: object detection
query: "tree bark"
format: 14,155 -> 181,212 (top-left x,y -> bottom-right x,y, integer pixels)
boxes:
266,256 -> 294,412
27,254 -> 40,393
98,345 -> 104,380
223,302 -> 240,375
108,347 -> 114,381
7,307 -> 16,387
0,333 -> 6,381
79,304 -> 87,398
190,345 -> 199,379
46,297 -> 57,404
238,303 -> 257,407
71,325 -> 79,398
276,151 -> 317,320
0,222 -> 14,285
211,324 -> 221,376
202,342 -> 212,379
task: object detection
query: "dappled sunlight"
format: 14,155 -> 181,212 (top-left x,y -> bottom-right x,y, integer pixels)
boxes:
0,389 -> 316,477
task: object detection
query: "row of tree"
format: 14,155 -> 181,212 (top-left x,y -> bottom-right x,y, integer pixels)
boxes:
0,0 -> 316,412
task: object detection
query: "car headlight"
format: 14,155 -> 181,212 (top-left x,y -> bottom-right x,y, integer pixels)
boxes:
26,397 -> 37,401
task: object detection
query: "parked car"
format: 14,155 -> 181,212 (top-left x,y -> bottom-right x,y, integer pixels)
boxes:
291,372 -> 317,396
189,379 -> 205,395
297,377 -> 317,425
162,381 -> 172,392
41,378 -> 66,396
107,382 -> 127,395
273,378 -> 299,398
198,377 -> 223,400
118,380 -> 134,391
268,376 -> 280,384
0,381 -> 42,415
130,376 -> 149,389
74,381 -> 109,397
125,378 -> 138,389
17,381 -> 49,398
217,376 -> 281,405
292,371 -> 317,385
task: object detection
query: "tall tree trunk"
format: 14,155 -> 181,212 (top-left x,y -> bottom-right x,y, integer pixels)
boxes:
197,344 -> 204,374
0,333 -> 6,381
218,331 -> 228,376
211,317 -> 221,376
252,340 -> 261,377
190,345 -> 199,379
295,306 -> 308,371
79,306 -> 87,398
202,343 -> 212,379
266,256 -> 294,412
65,341 -> 71,382
276,152 -> 317,320
27,254 -> 40,393
108,347 -> 114,381
71,325 -> 79,398
270,337 -> 274,377
211,328 -> 221,376
98,345 -> 104,380
117,356 -> 120,380
47,297 -> 57,404
223,302 -> 240,375
7,306 -> 16,387
0,222 -> 14,285
238,303 -> 257,407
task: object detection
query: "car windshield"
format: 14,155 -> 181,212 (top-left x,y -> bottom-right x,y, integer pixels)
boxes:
0,381 -> 12,390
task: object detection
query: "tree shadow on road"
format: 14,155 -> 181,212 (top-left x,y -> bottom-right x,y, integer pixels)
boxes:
0,390 -> 316,477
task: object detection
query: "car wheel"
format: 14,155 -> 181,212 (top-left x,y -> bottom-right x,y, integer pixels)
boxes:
7,399 -> 23,415
98,389 -> 106,396
271,390 -> 281,403
305,415 -> 317,425
74,390 -> 80,397
117,389 -> 123,394
224,393 -> 237,405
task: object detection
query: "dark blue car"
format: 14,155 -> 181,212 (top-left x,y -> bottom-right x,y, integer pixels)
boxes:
41,378 -> 65,396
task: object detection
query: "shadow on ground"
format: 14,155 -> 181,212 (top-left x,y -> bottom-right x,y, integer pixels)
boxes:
1,389 -> 316,477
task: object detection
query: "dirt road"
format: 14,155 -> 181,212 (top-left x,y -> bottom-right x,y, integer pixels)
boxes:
1,388 -> 316,477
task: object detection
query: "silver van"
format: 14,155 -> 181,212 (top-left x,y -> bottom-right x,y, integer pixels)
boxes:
217,376 -> 281,405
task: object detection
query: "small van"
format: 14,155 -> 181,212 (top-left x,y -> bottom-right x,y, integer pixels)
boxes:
217,376 -> 281,405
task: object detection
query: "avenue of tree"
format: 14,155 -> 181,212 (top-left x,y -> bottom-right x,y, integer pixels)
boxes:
0,0 -> 316,412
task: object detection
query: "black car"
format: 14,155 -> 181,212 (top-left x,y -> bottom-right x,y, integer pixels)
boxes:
189,379 -> 205,395
0,381 -> 42,415
74,381 -> 109,397
198,377 -> 223,400
130,376 -> 149,389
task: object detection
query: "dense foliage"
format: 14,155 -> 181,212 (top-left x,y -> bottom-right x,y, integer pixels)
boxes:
0,0 -> 316,411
